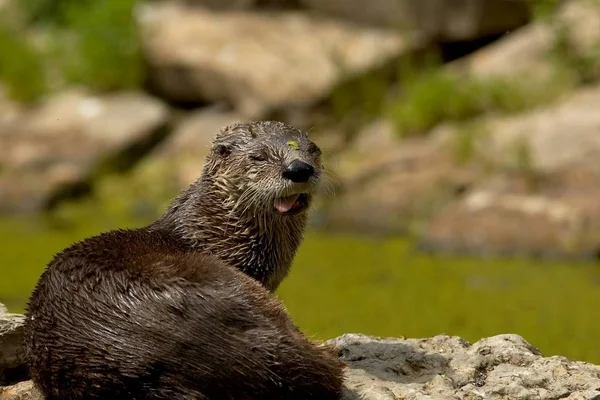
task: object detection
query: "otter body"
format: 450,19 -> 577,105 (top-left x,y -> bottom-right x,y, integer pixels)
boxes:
24,121 -> 344,399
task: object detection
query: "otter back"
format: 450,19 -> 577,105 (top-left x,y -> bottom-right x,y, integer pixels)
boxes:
23,228 -> 344,399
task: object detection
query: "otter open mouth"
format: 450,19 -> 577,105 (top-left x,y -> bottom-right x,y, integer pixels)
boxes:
274,193 -> 309,215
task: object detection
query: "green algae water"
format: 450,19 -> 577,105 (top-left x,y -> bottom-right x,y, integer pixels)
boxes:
1,212 -> 600,364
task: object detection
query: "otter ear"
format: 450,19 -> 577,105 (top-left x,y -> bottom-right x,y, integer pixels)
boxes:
214,143 -> 231,158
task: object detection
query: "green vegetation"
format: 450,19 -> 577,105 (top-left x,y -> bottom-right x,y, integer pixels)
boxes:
0,0 -> 145,103
387,66 -> 572,138
0,25 -> 48,103
20,0 -> 95,25
51,0 -> 145,92
1,211 -> 600,364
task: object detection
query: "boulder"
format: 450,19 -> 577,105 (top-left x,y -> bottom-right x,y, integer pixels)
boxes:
0,89 -> 170,215
136,1 -> 408,117
298,0 -> 531,43
419,168 -> 600,259
0,305 -> 27,386
317,119 -> 477,234
454,0 -> 600,82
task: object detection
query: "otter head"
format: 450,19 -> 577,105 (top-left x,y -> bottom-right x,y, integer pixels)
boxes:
203,121 -> 323,217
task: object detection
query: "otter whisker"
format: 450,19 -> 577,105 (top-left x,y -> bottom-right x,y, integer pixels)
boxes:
317,171 -> 338,200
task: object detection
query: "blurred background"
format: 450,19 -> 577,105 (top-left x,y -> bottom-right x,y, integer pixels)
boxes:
1,0 -> 600,364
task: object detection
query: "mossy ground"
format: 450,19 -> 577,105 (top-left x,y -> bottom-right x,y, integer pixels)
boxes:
1,208 -> 599,365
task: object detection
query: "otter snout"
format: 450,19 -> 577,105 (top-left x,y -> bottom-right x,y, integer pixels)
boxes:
283,160 -> 314,183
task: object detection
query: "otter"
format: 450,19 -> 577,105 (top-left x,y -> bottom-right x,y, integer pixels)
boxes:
23,121 -> 345,400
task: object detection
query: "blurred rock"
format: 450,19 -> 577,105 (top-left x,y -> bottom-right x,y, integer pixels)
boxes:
410,72 -> 600,259
487,83 -> 600,173
435,82 -> 600,175
298,0 -> 530,42
333,333 -> 600,400
0,89 -> 170,215
136,2 -> 407,117
0,304 -> 27,386
318,119 -> 477,234
455,0 -> 600,82
136,106 -> 244,189
179,0 -> 304,10
420,167 -> 600,260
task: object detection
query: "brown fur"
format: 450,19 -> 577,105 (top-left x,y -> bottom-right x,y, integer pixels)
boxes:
23,121 -> 344,399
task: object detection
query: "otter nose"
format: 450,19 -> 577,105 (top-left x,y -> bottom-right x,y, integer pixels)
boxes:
283,160 -> 314,183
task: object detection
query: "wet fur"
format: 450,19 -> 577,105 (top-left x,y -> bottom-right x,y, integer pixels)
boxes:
24,121 -> 345,399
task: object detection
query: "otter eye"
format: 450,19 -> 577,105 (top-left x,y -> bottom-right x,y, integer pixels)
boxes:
250,153 -> 266,162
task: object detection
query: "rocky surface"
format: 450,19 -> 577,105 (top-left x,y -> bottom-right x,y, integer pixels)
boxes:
0,381 -> 40,400
3,302 -> 600,400
0,89 -> 170,214
333,333 -> 600,400
136,1 -> 409,116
